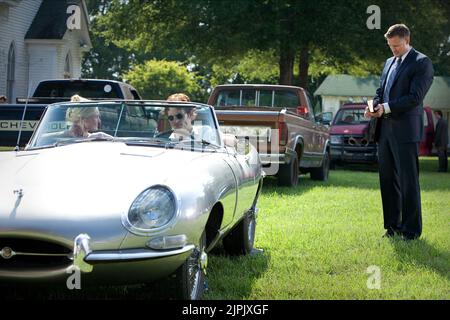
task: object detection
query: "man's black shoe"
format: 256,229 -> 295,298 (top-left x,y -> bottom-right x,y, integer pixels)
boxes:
383,228 -> 400,238
401,232 -> 419,241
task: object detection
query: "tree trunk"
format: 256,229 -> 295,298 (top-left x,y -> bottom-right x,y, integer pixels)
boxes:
298,47 -> 309,90
278,44 -> 295,85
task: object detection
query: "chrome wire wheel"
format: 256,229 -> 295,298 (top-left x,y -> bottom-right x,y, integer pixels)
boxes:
178,232 -> 206,300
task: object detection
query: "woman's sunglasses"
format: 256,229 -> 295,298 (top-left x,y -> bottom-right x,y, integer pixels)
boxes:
168,113 -> 185,121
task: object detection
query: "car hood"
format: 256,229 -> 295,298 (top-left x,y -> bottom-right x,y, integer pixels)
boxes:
0,142 -> 208,248
330,124 -> 368,135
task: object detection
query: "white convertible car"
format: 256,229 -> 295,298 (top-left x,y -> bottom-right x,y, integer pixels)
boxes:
0,100 -> 263,299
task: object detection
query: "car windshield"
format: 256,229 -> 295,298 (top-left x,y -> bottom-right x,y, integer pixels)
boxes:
28,101 -> 222,150
215,89 -> 299,108
333,108 -> 369,125
33,81 -> 121,99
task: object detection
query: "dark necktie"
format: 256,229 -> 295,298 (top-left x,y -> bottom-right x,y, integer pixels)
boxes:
383,57 -> 402,103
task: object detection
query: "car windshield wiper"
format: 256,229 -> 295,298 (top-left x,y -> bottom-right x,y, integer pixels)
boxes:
120,137 -> 172,148
26,143 -> 58,151
174,139 -> 221,150
55,136 -> 115,147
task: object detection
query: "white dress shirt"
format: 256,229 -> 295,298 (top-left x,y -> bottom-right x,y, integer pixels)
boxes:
383,46 -> 412,114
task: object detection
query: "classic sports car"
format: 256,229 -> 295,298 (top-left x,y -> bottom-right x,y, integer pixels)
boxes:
0,100 -> 263,299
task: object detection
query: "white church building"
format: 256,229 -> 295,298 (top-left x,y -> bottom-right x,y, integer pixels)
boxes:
0,0 -> 91,103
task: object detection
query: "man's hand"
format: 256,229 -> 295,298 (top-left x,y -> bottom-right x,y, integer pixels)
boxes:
373,104 -> 385,118
364,104 -> 385,118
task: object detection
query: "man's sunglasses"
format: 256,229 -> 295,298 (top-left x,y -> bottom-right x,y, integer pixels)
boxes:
168,113 -> 185,121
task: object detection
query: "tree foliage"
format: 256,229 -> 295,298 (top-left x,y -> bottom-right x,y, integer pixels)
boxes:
123,60 -> 203,100
86,0 -> 449,92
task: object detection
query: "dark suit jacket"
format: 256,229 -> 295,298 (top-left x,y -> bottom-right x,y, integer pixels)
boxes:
434,118 -> 449,147
371,48 -> 434,143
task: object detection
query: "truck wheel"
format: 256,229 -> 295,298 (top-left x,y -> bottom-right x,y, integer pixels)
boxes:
330,160 -> 336,170
223,210 -> 256,256
277,153 -> 299,187
310,151 -> 330,181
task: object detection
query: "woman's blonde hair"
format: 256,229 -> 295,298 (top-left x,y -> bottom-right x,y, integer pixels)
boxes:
66,95 -> 98,122
70,94 -> 91,102
167,93 -> 191,102
66,106 -> 99,122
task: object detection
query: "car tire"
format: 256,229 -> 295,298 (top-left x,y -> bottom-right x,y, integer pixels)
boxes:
223,210 -> 256,256
310,150 -> 330,181
170,233 -> 207,300
277,152 -> 299,187
330,160 -> 336,170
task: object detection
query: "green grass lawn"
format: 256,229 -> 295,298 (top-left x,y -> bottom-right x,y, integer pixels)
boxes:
0,146 -> 13,151
3,158 -> 449,300
204,157 -> 449,300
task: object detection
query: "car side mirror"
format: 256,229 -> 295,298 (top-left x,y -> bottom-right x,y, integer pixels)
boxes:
316,112 -> 332,125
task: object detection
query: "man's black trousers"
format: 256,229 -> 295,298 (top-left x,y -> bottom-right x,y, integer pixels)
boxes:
378,118 -> 422,238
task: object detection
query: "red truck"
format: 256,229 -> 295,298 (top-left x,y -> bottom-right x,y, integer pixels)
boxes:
329,103 -> 436,167
420,106 -> 436,156
208,84 -> 330,187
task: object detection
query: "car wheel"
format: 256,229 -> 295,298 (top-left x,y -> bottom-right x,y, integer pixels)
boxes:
223,210 -> 256,256
310,150 -> 330,181
277,152 -> 299,187
330,160 -> 336,170
171,233 -> 207,300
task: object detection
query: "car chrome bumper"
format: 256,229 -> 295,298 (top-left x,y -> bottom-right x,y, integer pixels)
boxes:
330,145 -> 378,163
0,234 -> 194,284
85,245 -> 195,263
259,148 -> 295,165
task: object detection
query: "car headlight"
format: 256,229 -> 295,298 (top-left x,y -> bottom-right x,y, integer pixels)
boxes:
330,135 -> 343,144
124,185 -> 177,235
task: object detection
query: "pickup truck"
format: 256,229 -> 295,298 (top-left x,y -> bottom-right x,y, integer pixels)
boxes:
0,79 -> 142,147
208,84 -> 330,187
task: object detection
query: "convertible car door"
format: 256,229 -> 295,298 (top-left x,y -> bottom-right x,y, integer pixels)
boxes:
223,146 -> 258,222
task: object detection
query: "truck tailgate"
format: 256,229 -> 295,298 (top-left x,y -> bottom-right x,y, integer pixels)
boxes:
214,107 -> 284,155
0,104 -> 47,147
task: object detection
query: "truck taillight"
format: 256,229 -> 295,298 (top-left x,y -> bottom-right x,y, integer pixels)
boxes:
279,122 -> 288,145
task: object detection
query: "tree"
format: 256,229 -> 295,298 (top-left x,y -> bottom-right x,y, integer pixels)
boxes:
123,60 -> 203,100
93,0 -> 449,90
82,0 -> 137,80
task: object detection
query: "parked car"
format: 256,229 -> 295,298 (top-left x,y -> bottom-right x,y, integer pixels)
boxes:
420,106 -> 436,156
329,103 -> 378,166
0,100 -> 263,300
0,79 -> 142,148
208,84 -> 330,187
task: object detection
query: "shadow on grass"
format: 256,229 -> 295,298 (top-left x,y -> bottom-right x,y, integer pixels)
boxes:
261,157 -> 449,194
390,238 -> 450,282
332,162 -> 379,172
261,172 -> 380,193
204,245 -> 270,300
261,175 -> 318,196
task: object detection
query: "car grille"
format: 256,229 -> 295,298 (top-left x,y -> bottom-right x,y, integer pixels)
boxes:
0,238 -> 72,270
343,135 -> 375,148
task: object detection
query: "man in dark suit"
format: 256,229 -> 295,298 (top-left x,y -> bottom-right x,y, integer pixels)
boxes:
365,24 -> 434,240
434,110 -> 448,172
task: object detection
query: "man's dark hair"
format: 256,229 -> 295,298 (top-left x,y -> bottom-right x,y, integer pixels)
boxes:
384,24 -> 410,39
434,110 -> 443,117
